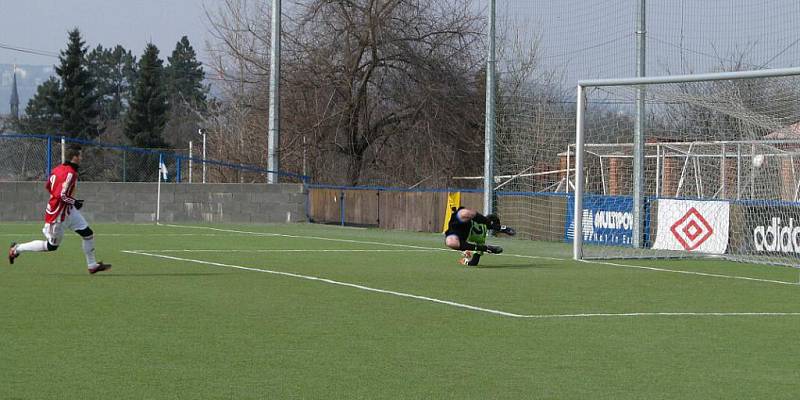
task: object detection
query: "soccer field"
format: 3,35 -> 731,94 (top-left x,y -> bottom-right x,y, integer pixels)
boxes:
2,222 -> 800,399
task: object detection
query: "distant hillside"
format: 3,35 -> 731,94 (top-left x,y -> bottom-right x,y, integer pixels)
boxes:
0,64 -> 56,116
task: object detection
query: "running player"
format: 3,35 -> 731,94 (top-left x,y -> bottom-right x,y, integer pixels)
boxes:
8,145 -> 111,274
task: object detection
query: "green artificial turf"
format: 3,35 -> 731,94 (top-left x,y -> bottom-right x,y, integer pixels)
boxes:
1,222 -> 799,399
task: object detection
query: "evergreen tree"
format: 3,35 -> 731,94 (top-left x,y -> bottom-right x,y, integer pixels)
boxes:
125,43 -> 169,148
56,28 -> 99,139
88,44 -> 137,121
165,36 -> 207,108
20,77 -> 62,134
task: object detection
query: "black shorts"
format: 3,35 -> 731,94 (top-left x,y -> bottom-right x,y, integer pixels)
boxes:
444,211 -> 471,242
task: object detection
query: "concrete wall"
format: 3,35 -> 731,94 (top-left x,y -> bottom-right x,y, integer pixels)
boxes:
0,182 -> 307,223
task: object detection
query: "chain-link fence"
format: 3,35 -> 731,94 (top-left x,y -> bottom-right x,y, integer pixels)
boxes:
0,133 -> 309,184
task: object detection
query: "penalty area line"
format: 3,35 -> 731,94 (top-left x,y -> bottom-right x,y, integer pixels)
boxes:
160,224 -> 800,286
577,259 -> 800,286
122,250 -> 528,318
122,250 -> 800,319
156,223 -> 559,259
125,249 -> 442,253
0,233 -> 236,237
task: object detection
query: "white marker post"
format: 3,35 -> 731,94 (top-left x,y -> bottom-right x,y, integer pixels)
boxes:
157,154 -> 167,224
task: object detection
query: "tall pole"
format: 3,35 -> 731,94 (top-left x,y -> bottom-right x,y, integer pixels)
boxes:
267,0 -> 282,184
483,0 -> 496,215
632,0 -> 647,248
573,85 -> 586,260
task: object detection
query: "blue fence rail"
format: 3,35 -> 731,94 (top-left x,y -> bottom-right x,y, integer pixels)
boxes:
1,133 -> 309,184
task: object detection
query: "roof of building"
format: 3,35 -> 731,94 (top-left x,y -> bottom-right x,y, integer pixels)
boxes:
764,121 -> 800,139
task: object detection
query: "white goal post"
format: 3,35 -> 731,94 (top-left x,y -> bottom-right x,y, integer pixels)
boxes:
573,66 -> 800,266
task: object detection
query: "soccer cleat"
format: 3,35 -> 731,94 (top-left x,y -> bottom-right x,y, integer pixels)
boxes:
88,261 -> 112,274
499,225 -> 516,236
467,253 -> 481,266
486,245 -> 503,254
459,251 -> 474,265
8,243 -> 18,265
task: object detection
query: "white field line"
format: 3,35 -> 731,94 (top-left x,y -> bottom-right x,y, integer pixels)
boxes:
0,233 -> 238,237
123,250 -> 800,319
159,224 -> 800,287
123,250 -> 526,318
578,259 -> 800,286
127,249 -> 441,253
524,312 -> 800,318
157,224 -> 460,252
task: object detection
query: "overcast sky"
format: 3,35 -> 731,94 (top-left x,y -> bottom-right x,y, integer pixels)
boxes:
1,0 -> 213,66
2,0 -> 799,98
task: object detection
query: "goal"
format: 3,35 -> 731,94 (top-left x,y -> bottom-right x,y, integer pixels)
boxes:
572,67 -> 800,267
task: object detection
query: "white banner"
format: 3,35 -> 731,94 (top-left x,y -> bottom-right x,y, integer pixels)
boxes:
652,199 -> 730,254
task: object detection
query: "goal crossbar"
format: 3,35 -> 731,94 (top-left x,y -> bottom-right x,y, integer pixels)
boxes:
574,67 -> 800,261
578,66 -> 800,88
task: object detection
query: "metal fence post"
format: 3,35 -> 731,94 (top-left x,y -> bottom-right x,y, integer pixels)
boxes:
340,190 -> 345,226
45,135 -> 52,178
188,141 -> 193,183
175,156 -> 182,183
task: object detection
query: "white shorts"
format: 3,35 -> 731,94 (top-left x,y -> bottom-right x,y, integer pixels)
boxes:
42,209 -> 89,247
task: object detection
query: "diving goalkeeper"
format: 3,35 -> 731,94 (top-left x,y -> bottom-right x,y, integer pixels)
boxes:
444,207 -> 516,266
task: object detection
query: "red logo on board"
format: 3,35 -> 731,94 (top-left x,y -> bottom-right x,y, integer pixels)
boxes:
670,207 -> 713,251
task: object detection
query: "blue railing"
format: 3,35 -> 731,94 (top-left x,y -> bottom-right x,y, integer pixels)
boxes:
1,133 -> 310,183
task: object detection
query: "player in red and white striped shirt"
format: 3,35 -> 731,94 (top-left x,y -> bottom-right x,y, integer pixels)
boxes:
9,145 -> 111,274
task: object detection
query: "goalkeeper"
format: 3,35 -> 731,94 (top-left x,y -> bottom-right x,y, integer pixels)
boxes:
444,207 -> 516,266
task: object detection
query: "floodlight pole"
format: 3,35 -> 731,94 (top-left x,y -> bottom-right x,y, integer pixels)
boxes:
632,0 -> 647,248
267,0 -> 282,184
573,85 -> 586,260
483,0 -> 496,215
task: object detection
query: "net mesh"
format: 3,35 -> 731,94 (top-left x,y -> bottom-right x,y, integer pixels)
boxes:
571,73 -> 800,266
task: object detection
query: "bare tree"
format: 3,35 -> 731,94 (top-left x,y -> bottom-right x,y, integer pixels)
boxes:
206,0 -> 488,186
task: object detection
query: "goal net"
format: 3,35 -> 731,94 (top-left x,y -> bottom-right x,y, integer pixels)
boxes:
570,68 -> 800,267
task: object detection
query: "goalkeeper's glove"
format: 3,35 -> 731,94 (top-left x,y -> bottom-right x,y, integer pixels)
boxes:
486,214 -> 501,229
487,214 -> 516,236
74,200 -> 84,210
498,225 -> 516,236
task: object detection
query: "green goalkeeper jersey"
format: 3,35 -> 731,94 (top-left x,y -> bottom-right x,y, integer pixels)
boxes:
467,221 -> 488,245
